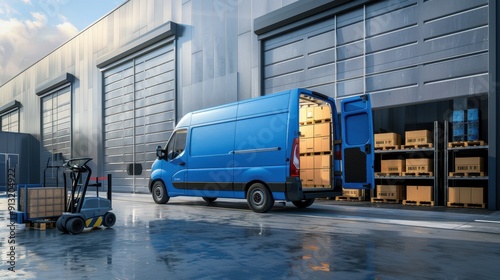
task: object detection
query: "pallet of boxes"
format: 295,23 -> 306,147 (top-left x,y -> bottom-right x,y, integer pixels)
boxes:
403,137 -> 434,207
448,157 -> 487,208
18,185 -> 66,230
402,130 -> 435,206
373,132 -> 404,203
373,130 -> 434,205
299,104 -> 333,190
374,132 -> 401,151
447,108 -> 487,208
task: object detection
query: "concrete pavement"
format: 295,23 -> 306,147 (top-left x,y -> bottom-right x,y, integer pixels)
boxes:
1,193 -> 499,279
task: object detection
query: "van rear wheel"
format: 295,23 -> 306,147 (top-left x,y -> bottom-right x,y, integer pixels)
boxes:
202,197 -> 217,203
152,181 -> 170,204
247,183 -> 274,213
292,198 -> 315,208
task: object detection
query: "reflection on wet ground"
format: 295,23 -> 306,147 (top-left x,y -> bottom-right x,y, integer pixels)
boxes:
1,194 -> 500,279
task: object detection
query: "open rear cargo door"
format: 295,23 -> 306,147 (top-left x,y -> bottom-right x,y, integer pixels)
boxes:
340,95 -> 374,189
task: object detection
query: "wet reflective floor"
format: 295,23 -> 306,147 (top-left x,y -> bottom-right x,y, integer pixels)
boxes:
1,193 -> 500,279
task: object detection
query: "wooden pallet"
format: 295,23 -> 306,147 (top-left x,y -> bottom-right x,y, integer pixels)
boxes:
25,220 -> 57,231
313,118 -> 332,124
299,119 -> 332,125
335,196 -> 363,202
448,140 -> 486,148
371,198 -> 401,204
447,202 -> 487,209
303,185 -> 332,189
300,151 -> 333,156
403,200 -> 435,207
402,143 -> 433,149
403,172 -> 434,177
374,145 -> 400,151
375,172 -> 403,177
448,172 -> 486,177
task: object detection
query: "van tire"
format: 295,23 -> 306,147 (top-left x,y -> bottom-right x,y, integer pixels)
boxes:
247,183 -> 274,213
202,197 -> 217,203
292,198 -> 315,208
152,181 -> 170,204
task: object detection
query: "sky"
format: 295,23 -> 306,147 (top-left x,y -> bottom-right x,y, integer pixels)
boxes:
0,0 -> 125,86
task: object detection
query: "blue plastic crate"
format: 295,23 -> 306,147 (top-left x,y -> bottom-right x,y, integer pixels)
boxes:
452,122 -> 465,136
467,121 -> 479,135
453,135 -> 466,142
467,121 -> 479,141
467,134 -> 479,141
452,110 -> 465,122
467,109 -> 479,122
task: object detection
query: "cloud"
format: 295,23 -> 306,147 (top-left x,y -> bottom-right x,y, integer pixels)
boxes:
57,21 -> 78,37
0,10 -> 79,85
0,2 -> 17,17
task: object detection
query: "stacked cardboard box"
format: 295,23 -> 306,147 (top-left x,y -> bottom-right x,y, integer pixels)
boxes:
376,185 -> 404,200
405,130 -> 432,145
299,104 -> 333,188
374,133 -> 401,148
342,188 -> 362,197
405,158 -> 433,173
406,186 -> 432,201
381,159 -> 405,174
448,187 -> 485,205
20,187 -> 65,219
300,104 -> 331,123
454,157 -> 484,173
300,154 -> 331,186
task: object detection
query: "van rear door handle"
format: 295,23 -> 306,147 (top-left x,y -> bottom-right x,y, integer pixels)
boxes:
178,161 -> 185,166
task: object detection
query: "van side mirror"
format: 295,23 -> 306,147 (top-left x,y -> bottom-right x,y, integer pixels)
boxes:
156,146 -> 165,159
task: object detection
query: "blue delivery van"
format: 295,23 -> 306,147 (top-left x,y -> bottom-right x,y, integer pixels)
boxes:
149,88 -> 374,212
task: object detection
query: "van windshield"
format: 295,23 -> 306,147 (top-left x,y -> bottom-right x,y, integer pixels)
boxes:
166,129 -> 187,160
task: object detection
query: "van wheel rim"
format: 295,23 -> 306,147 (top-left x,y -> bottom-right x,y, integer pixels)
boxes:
155,187 -> 163,199
252,190 -> 264,206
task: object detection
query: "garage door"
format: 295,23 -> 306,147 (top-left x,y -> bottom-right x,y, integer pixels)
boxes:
40,86 -> 71,187
263,17 -> 337,96
262,0 -> 489,106
103,44 -> 175,192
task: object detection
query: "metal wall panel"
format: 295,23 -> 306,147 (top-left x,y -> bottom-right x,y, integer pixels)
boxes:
263,0 -> 490,108
103,44 -> 175,192
263,17 -> 335,93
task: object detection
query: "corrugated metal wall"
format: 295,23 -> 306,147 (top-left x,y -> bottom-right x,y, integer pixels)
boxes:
263,0 -> 489,108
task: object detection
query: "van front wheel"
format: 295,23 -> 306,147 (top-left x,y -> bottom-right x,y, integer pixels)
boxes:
247,183 -> 274,213
292,198 -> 315,208
152,181 -> 170,204
202,197 -> 217,203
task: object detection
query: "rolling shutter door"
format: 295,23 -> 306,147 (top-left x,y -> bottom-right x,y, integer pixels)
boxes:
41,86 -> 72,161
41,86 -> 72,187
263,18 -> 336,96
103,44 -> 175,192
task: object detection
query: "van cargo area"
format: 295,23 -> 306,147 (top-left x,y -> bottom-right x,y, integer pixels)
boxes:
299,96 -> 334,190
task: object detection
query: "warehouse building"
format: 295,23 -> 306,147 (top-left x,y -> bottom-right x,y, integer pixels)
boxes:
0,0 -> 498,210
